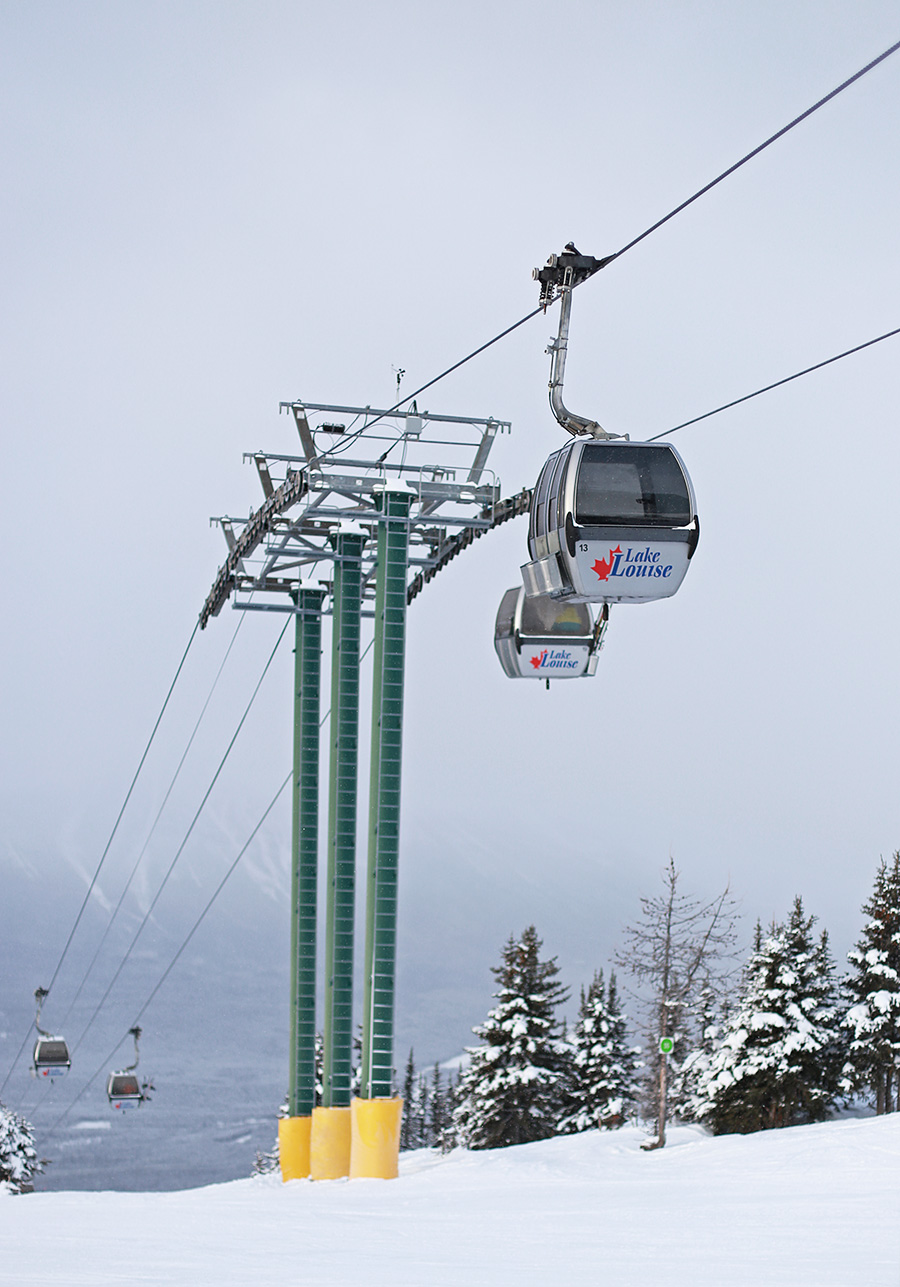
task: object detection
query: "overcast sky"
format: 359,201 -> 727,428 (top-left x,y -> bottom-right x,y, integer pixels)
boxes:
3,1 -> 900,1073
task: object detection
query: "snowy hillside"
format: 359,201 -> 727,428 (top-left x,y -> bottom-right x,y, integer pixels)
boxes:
3,1116 -> 899,1286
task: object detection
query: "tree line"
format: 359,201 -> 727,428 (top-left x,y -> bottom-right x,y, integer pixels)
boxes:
423,852 -> 900,1153
10,853 -> 896,1187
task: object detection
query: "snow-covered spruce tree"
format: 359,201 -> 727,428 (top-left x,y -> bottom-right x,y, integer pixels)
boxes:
400,1049 -> 418,1150
559,969 -> 641,1132
615,860 -> 738,1148
672,985 -> 727,1123
350,1025 -> 363,1098
700,901 -> 844,1133
315,1030 -> 324,1105
454,926 -> 569,1149
410,1072 -> 430,1147
844,853 -> 900,1113
438,1069 -> 460,1153
0,1101 -> 43,1194
427,1062 -> 450,1146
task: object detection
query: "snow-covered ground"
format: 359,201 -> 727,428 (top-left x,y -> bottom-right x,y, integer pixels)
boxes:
3,1116 -> 899,1286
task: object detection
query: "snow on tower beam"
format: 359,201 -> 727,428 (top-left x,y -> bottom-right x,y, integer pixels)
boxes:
200,467 -> 310,627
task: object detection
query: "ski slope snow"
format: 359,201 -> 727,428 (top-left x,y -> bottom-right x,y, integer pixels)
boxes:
2,1117 -> 898,1286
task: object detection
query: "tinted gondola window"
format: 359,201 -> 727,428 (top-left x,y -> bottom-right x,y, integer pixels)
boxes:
530,450 -> 563,543
546,449 -> 569,533
575,445 -> 691,526
520,595 -> 591,636
37,1041 -> 69,1064
111,1075 -> 140,1096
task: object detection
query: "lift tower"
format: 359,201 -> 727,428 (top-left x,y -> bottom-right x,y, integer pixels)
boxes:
201,399 -> 527,1178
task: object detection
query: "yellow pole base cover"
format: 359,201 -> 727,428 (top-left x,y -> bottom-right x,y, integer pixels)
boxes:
310,1105 -> 352,1180
278,1115 -> 311,1182
349,1096 -> 403,1179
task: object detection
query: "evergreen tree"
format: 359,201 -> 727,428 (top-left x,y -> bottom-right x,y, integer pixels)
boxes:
698,900 -> 844,1133
351,1025 -> 363,1098
454,926 -> 569,1149
427,1062 -> 449,1146
0,1101 -> 43,1193
400,1049 -> 417,1150
559,969 -> 641,1132
672,984 -> 727,1123
410,1071 -> 429,1147
844,853 -> 900,1113
438,1069 -> 460,1153
314,1030 -> 324,1106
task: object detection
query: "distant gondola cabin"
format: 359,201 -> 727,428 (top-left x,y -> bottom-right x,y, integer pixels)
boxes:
32,1037 -> 71,1078
107,1072 -> 143,1109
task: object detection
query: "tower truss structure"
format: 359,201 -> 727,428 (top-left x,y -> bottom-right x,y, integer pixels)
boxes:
201,399 -> 527,1179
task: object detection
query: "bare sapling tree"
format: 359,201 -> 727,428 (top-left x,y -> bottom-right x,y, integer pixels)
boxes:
616,858 -> 738,1149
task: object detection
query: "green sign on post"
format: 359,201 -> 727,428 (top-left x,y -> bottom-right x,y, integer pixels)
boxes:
659,1036 -> 674,1055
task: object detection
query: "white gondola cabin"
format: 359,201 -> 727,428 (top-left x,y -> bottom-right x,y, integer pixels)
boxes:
106,1071 -> 145,1110
522,440 -> 699,604
32,1037 -> 71,1079
107,1025 -> 149,1109
494,586 -> 608,679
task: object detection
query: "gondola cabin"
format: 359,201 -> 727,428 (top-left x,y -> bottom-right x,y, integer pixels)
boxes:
522,440 -> 699,604
494,586 -> 606,679
107,1072 -> 144,1110
32,1037 -> 71,1078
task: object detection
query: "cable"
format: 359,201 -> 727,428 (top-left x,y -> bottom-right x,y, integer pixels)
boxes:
130,773 -> 291,1029
48,619 -> 200,997
41,771 -> 293,1144
67,617 -> 288,1060
58,613 -> 248,1031
614,37 -> 900,260
321,307 -> 547,449
0,619 -> 201,1100
648,323 -> 900,440
329,37 -> 900,444
42,628 -> 377,1134
0,1030 -> 35,1105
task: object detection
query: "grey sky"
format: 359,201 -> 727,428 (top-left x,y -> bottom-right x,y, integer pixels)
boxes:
3,1 -> 900,1078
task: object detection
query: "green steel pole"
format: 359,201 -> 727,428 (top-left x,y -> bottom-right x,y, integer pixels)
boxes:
288,588 -> 324,1118
323,527 -> 365,1108
361,486 -> 412,1099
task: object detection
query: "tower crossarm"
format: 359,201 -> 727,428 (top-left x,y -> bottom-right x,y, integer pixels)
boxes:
201,468 -> 309,627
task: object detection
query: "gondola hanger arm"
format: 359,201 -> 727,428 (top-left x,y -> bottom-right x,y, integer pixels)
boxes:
126,1025 -> 142,1072
535,245 -> 627,442
34,987 -> 51,1038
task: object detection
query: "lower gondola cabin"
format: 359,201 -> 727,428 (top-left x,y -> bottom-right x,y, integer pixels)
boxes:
494,586 -> 606,679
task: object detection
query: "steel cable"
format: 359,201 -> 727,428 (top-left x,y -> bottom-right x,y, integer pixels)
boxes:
614,37 -> 900,260
58,613 -> 248,1032
648,324 -> 900,440
335,36 -> 900,443
65,617 -> 290,1061
40,625 -> 376,1132
41,771 -> 293,1145
0,619 -> 200,1100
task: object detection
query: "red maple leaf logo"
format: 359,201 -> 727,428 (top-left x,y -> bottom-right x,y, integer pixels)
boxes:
529,650 -> 547,670
592,546 -> 621,581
